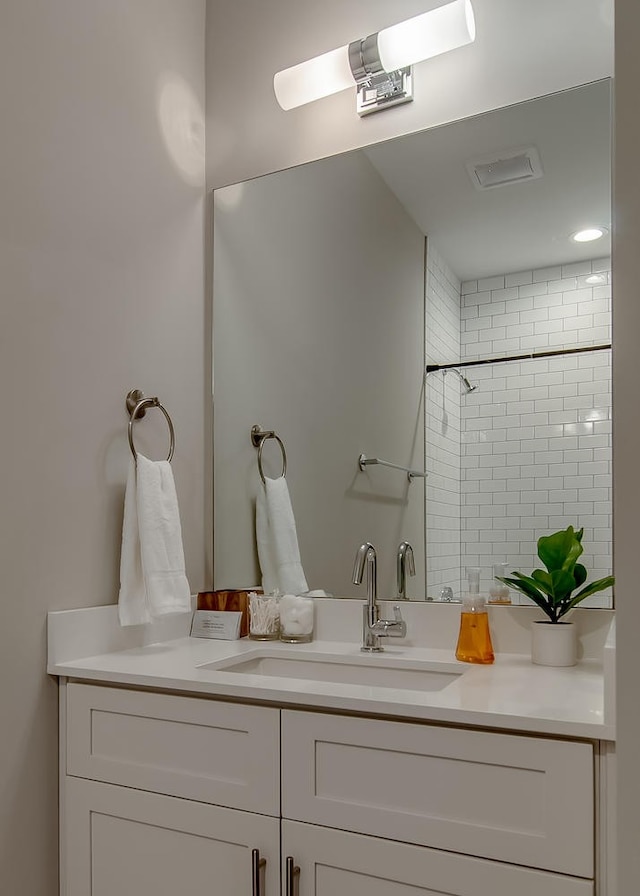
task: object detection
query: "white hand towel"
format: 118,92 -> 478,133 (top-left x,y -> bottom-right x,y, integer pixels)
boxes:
118,460 -> 149,626
256,476 -> 308,596
118,455 -> 191,626
256,486 -> 278,596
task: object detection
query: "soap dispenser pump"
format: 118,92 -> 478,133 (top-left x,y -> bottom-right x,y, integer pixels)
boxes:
455,567 -> 495,664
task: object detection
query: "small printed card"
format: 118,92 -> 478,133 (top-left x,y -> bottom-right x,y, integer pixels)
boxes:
191,610 -> 242,640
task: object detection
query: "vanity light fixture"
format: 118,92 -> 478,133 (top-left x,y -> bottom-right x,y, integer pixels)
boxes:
273,0 -> 476,116
571,226 -> 608,243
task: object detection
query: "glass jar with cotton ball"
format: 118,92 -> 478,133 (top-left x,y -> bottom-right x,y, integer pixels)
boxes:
279,594 -> 314,643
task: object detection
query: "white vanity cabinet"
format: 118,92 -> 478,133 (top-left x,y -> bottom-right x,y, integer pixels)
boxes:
60,682 -> 598,896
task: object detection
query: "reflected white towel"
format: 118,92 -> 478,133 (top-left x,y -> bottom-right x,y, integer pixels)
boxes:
118,455 -> 191,626
256,476 -> 308,596
256,486 -> 278,596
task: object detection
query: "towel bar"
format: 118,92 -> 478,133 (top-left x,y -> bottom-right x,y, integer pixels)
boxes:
126,389 -> 175,462
251,424 -> 287,484
358,453 -> 427,483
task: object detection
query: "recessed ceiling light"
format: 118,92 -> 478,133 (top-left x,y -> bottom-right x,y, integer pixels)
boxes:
571,227 -> 608,243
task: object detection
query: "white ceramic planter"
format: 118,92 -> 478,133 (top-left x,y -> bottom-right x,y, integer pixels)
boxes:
531,621 -> 577,667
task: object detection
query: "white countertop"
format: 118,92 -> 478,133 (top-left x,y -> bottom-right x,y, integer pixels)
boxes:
48,609 -> 613,739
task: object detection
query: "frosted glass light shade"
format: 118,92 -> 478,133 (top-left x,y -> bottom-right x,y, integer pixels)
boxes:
273,0 -> 476,111
378,0 -> 475,72
274,44 -> 353,111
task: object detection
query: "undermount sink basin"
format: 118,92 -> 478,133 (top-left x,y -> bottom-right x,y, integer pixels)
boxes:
199,650 -> 464,692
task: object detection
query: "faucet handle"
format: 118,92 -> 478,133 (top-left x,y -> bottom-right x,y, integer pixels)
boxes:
391,605 -> 407,638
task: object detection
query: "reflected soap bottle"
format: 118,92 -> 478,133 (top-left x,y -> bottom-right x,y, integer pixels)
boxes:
456,568 -> 495,664
488,561 -> 512,605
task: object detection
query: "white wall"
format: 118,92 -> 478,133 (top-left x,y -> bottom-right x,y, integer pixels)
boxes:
613,1 -> 640,890
0,3 -> 207,892
213,151 -> 425,598
206,0 -> 612,189
425,243 -> 462,598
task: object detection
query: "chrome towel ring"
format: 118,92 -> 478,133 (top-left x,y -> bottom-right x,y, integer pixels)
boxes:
251,424 -> 287,484
126,389 -> 175,462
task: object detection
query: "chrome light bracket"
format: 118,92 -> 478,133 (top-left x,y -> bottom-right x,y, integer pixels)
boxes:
348,33 -> 413,116
356,66 -> 413,116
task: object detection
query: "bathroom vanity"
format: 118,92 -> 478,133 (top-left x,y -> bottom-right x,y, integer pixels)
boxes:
49,603 -> 615,895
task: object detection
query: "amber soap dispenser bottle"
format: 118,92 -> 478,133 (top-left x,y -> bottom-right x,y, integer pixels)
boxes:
456,568 -> 495,664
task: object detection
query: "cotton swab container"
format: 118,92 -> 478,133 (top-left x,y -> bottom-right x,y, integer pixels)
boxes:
248,592 -> 280,640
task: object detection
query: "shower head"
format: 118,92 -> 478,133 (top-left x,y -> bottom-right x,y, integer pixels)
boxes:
445,368 -> 478,394
460,373 -> 478,393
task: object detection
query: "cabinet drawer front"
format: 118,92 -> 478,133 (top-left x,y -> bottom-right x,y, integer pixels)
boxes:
67,683 -> 279,814
283,820 -> 593,896
282,711 -> 593,877
65,778 -> 280,896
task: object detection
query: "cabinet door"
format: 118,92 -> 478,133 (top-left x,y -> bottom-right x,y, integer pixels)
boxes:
67,683 -> 279,814
282,710 -> 593,877
282,820 -> 593,896
64,778 -> 280,896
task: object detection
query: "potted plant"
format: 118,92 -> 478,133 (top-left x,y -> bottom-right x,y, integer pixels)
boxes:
497,525 -> 614,666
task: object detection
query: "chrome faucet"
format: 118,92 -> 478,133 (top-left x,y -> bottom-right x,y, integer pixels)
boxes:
396,541 -> 415,600
352,543 -> 407,652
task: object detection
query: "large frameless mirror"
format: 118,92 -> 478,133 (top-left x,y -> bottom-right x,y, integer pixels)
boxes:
212,78 -> 612,608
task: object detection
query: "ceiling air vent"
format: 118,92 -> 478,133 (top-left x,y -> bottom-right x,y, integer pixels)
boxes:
466,146 -> 543,191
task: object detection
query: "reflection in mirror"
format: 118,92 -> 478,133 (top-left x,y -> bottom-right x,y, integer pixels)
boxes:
213,79 -> 612,609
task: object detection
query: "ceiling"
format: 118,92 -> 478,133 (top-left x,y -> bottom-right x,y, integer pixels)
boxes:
364,79 -> 611,281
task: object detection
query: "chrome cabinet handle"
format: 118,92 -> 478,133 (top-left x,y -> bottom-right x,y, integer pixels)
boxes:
285,856 -> 300,896
252,848 -> 266,896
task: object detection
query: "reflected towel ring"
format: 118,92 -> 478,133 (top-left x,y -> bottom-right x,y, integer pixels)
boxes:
126,389 -> 175,462
251,424 -> 287,484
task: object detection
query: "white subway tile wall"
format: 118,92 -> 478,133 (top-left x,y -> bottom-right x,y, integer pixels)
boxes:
425,242 -> 462,598
459,259 -> 612,606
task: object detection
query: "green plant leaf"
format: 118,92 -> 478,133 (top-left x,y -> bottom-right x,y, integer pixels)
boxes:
573,564 -> 588,588
497,575 -> 541,599
537,526 -> 583,575
507,572 -> 548,596
564,576 -> 616,610
530,568 -> 576,603
531,569 -> 555,597
497,575 -> 555,621
550,568 -> 577,603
